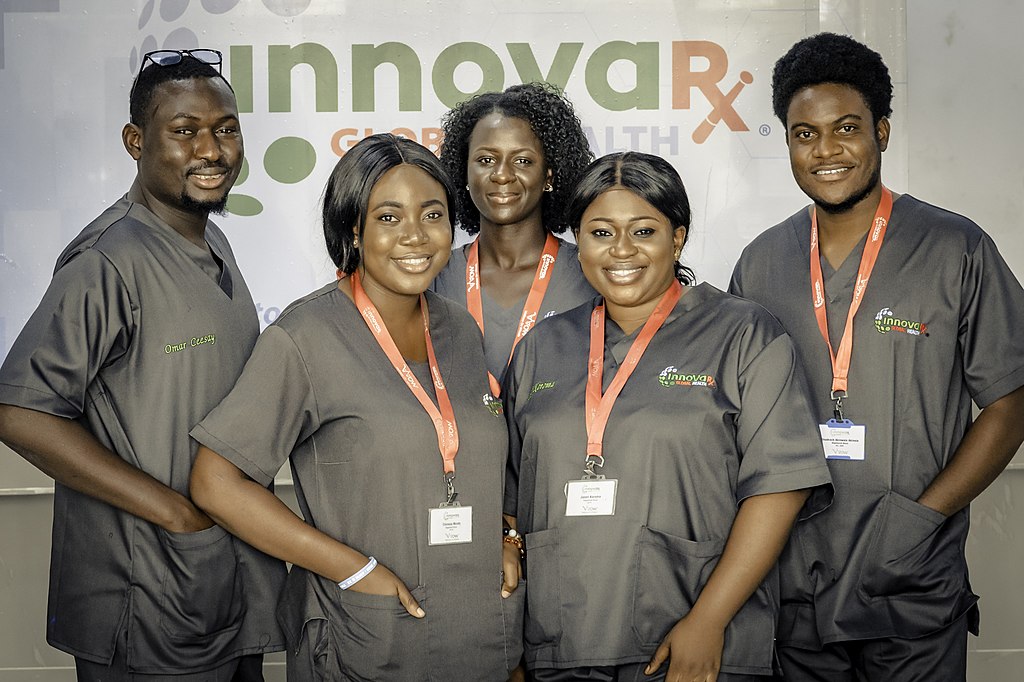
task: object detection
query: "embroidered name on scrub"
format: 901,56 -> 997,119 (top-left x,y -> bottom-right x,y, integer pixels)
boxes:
567,281 -> 682,517
818,419 -> 866,460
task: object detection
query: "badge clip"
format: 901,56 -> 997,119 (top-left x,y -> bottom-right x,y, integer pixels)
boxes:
831,390 -> 847,421
441,471 -> 460,507
582,454 -> 606,480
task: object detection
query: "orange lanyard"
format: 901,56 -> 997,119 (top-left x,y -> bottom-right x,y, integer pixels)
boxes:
584,280 -> 682,468
809,186 -> 893,417
350,270 -> 460,499
466,233 -> 560,396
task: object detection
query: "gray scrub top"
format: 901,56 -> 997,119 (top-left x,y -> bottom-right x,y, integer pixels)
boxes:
503,284 -> 833,674
432,237 -> 597,380
0,192 -> 286,672
192,285 -> 522,681
730,194 -> 1024,647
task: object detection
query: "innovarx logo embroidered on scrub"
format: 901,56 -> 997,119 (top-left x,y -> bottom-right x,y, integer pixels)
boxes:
481,393 -> 503,417
874,308 -> 929,336
658,366 -> 716,388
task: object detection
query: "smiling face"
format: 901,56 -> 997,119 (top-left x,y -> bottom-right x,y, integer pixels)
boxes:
576,187 -> 686,326
124,77 -> 242,229
355,164 -> 453,303
466,112 -> 551,231
785,82 -> 889,214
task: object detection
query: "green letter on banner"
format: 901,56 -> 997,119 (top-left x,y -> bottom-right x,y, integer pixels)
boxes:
433,42 -> 504,108
268,43 -> 339,113
586,41 -> 659,111
229,45 -> 254,113
507,42 -> 583,90
352,43 -> 422,112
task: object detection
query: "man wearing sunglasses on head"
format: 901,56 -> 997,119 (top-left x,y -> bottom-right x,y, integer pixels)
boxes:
0,50 -> 285,679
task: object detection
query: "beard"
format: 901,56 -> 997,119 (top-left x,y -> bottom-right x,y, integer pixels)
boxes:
813,162 -> 882,216
179,191 -> 229,216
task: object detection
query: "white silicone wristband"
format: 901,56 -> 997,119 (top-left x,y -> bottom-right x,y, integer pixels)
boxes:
338,556 -> 377,590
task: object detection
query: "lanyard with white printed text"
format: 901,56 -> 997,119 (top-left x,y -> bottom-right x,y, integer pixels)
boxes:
584,280 -> 682,473
466,233 -> 560,396
349,269 -> 461,502
809,185 -> 893,419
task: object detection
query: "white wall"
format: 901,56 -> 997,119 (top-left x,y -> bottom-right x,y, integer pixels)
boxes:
906,1 -> 1024,679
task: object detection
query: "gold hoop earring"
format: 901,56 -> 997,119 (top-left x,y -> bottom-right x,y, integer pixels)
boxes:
544,183 -> 553,192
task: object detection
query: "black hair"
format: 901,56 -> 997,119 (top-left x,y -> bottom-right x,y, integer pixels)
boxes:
323,133 -> 457,274
566,152 -> 695,286
129,56 -> 232,127
439,82 -> 594,235
771,32 -> 893,126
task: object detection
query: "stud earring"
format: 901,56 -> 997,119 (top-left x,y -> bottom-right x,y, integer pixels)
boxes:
466,184 -> 470,191
544,183 -> 553,192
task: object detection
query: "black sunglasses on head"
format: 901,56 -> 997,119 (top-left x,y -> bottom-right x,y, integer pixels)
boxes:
130,49 -> 224,105
139,48 -> 223,73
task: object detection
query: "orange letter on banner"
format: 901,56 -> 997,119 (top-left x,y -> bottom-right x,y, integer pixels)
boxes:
331,128 -> 359,156
672,40 -> 747,131
421,128 -> 443,155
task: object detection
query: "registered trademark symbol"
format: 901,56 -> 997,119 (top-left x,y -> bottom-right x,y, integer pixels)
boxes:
759,124 -> 771,136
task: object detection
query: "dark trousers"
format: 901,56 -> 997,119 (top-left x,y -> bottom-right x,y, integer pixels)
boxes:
776,615 -> 969,682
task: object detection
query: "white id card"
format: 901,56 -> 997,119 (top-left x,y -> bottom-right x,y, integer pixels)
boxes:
565,479 -> 618,516
428,505 -> 473,545
819,419 -> 866,460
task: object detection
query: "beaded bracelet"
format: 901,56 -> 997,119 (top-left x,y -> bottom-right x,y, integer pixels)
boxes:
503,527 -> 525,559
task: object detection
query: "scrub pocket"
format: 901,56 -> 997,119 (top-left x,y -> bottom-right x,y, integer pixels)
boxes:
157,524 -> 243,643
327,585 -> 428,681
289,618 -> 337,682
857,491 -> 963,602
523,528 -> 562,649
501,579 -> 527,670
631,526 -> 725,647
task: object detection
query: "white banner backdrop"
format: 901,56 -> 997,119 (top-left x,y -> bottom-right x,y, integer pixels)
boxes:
0,0 -> 907,360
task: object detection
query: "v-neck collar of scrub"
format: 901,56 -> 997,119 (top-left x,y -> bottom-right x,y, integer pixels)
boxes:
602,282 -> 707,366
125,185 -> 234,298
480,284 -> 528,318
335,285 -> 455,395
471,234 -> 564,314
789,195 -> 909,289
820,231 -> 869,286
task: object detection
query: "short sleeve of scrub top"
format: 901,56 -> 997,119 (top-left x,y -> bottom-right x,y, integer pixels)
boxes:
0,249 -> 132,418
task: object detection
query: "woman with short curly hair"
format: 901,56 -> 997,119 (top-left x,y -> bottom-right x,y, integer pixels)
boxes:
433,83 -> 596,395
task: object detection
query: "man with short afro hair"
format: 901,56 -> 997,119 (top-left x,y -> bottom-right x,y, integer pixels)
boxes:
731,32 -> 1024,681
770,32 -> 893,127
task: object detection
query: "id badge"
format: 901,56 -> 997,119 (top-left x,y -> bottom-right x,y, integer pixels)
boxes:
428,505 -> 473,545
565,479 -> 618,516
819,419 -> 866,460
